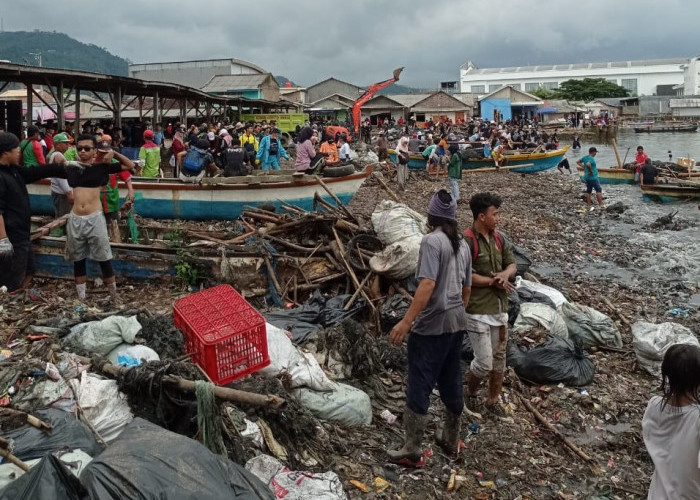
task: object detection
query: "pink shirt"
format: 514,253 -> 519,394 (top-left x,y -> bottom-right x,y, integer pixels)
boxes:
294,140 -> 316,171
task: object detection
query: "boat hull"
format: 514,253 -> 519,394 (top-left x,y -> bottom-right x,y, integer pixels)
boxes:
577,166 -> 635,185
388,147 -> 569,173
633,124 -> 698,133
640,184 -> 700,203
28,168 -> 372,221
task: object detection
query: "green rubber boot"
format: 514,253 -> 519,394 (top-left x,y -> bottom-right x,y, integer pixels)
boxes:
387,407 -> 427,467
436,410 -> 461,458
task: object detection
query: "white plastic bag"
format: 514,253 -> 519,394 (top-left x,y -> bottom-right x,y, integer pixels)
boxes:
64,316 -> 141,355
246,454 -> 346,500
106,344 -> 160,367
292,383 -> 372,426
258,323 -> 336,392
513,302 -> 569,338
68,371 -> 133,443
371,200 -> 427,245
516,278 -> 568,310
632,321 -> 699,376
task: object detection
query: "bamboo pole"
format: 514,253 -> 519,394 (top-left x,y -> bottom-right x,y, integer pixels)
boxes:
611,139 -> 623,169
313,175 -> 357,222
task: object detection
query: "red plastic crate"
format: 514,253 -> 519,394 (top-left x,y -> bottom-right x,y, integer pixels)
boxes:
173,285 -> 269,385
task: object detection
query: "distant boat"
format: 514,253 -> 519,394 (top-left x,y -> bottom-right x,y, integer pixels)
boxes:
27,167 -> 372,221
388,146 -> 569,174
640,183 -> 700,203
633,123 -> 697,133
576,165 -> 700,185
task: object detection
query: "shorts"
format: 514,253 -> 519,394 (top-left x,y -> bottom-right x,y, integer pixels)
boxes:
585,179 -> 602,194
65,210 -> 112,262
466,316 -> 507,378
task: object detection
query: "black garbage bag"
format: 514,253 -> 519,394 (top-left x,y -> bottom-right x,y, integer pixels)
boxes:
265,290 -> 366,344
499,231 -> 532,276
507,337 -> 595,387
461,333 -> 475,362
80,418 -> 273,500
381,294 -> 411,332
516,287 -> 557,310
2,409 -> 102,462
0,455 -> 88,500
508,292 -> 521,326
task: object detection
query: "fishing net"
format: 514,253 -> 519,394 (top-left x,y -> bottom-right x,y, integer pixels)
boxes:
195,380 -> 226,455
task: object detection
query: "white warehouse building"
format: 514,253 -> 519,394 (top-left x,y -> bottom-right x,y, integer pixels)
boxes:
459,58 -> 688,97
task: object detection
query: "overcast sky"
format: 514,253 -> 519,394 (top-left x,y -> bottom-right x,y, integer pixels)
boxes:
3,0 -> 698,88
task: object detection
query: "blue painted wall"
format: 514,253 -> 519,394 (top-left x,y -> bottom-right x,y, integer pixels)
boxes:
480,98 -> 512,121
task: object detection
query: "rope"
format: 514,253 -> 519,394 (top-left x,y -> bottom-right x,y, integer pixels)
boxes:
195,380 -> 226,455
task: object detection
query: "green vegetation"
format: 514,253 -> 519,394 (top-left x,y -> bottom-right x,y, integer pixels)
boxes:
0,31 -> 128,76
532,78 -> 630,101
530,87 -> 559,99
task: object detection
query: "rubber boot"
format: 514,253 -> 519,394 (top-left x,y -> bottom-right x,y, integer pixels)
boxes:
387,407 -> 427,467
436,410 -> 461,458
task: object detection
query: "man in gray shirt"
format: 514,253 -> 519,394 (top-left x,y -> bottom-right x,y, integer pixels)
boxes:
388,189 -> 472,466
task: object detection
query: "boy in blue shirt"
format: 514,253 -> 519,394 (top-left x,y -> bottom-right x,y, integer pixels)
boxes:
576,147 -> 603,208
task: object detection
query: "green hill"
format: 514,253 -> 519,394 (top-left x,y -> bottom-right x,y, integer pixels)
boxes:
0,31 -> 128,76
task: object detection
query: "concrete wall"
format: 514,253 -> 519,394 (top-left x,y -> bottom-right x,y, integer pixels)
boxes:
306,79 -> 361,104
682,57 -> 700,96
480,98 -> 512,121
129,60 -> 263,90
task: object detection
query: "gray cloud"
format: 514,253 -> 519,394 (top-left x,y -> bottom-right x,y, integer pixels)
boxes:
3,0 -> 697,88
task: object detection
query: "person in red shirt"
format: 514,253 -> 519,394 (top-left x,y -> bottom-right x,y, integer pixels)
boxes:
44,123 -> 56,152
20,125 -> 46,166
634,145 -> 648,184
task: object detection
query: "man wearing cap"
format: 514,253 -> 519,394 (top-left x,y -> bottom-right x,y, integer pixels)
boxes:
0,132 -> 73,291
20,125 -> 46,167
95,135 -> 135,241
576,146 -> 603,208
388,189 -> 471,466
256,128 -> 289,171
139,129 -> 161,178
49,133 -> 75,232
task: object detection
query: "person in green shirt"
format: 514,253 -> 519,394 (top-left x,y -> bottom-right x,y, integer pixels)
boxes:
138,129 -> 161,178
447,143 -> 462,203
464,192 -> 517,417
576,147 -> 603,208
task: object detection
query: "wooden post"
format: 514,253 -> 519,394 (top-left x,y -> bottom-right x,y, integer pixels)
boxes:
611,138 -> 622,169
25,82 -> 33,130
74,89 -> 80,135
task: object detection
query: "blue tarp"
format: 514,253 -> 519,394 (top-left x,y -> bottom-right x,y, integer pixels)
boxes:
537,107 -> 558,114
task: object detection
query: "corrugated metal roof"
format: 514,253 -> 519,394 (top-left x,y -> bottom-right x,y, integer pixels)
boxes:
201,74 -> 271,92
464,58 -> 688,75
389,93 -> 431,107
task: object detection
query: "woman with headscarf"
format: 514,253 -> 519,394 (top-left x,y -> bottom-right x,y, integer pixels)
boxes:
294,126 -> 319,174
171,125 -> 187,176
387,189 -> 472,466
395,134 -> 410,191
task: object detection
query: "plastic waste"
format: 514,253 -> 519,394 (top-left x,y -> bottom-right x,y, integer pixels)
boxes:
515,278 -> 568,310
246,454 -> 346,500
513,302 -> 569,339
380,294 -> 411,332
508,338 -> 596,386
0,455 -> 88,500
63,315 -> 141,356
106,343 -> 160,367
81,418 -> 273,500
0,450 -> 92,491
561,302 -> 622,349
292,382 -> 372,426
631,321 -> 699,376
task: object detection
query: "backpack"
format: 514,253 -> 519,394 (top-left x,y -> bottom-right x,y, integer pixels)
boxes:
182,148 -> 206,174
463,228 -> 504,262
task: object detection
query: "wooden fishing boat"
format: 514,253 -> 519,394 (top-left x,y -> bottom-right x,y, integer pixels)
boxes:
27,166 -> 373,221
640,183 -> 700,203
576,166 -> 635,185
388,146 -> 569,173
633,123 -> 698,133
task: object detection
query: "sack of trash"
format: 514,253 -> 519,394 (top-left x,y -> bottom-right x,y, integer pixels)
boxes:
258,323 -> 336,392
513,302 -> 569,339
246,454 -> 346,500
63,315 -> 141,355
561,302 -> 622,349
0,450 -> 92,492
508,337 -> 596,386
371,200 -> 427,245
80,418 -> 273,500
0,455 -> 88,500
292,382 -> 372,426
370,236 -> 423,280
631,321 -> 700,376
499,231 -> 532,276
516,278 -> 568,310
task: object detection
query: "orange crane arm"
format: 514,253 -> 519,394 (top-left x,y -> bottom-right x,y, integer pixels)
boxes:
352,67 -> 404,133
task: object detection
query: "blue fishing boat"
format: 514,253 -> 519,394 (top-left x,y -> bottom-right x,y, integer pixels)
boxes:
27,167 -> 373,221
388,147 -> 569,173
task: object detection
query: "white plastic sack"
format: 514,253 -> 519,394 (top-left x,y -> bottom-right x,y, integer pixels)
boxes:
68,371 -> 133,444
370,235 -> 422,279
246,454 -> 346,500
632,321 -> 699,376
292,383 -> 372,426
106,344 -> 160,367
516,278 -> 568,310
371,200 -> 427,245
64,316 -> 141,356
0,449 -> 93,490
258,323 -> 336,392
561,302 -> 622,349
513,302 -> 569,339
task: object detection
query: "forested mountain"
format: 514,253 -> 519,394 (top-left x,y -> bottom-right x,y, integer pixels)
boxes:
0,31 -> 128,76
